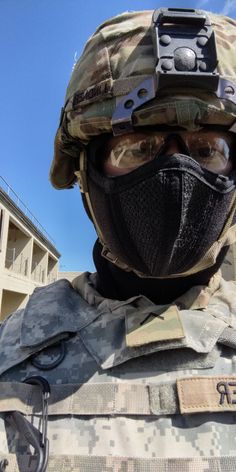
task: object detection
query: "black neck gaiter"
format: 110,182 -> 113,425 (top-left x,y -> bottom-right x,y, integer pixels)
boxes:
93,239 -> 229,304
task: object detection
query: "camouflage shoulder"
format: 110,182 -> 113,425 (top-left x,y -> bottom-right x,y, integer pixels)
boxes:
0,279 -> 100,377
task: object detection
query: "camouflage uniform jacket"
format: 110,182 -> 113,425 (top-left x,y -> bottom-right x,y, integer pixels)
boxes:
0,271 -> 236,471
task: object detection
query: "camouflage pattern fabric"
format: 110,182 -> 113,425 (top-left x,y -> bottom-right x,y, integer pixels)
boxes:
1,454 -> 236,472
0,273 -> 236,470
50,10 -> 236,189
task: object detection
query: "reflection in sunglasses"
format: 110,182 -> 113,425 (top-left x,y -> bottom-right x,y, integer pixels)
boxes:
102,130 -> 235,177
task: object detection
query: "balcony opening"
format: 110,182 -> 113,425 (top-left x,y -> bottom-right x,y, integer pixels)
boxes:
0,289 -> 27,320
5,220 -> 30,276
47,255 -> 57,284
31,242 -> 47,283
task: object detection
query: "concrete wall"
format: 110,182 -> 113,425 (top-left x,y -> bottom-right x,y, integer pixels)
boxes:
48,255 -> 58,284
31,242 -> 48,284
1,289 -> 28,318
0,191 -> 60,321
58,271 -> 82,283
5,221 -> 32,276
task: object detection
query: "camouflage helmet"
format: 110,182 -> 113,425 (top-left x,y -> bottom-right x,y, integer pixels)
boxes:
50,8 -> 236,190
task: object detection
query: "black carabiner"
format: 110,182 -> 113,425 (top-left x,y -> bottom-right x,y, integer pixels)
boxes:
23,376 -> 51,472
0,460 -> 8,472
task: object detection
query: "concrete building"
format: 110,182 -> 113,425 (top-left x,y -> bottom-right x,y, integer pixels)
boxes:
0,176 -> 60,321
58,272 -> 82,283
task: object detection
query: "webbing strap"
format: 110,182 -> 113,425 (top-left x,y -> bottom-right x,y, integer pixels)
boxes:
2,377 -> 236,418
0,381 -> 177,416
0,453 -> 235,472
113,75 -> 150,97
218,326 -> 236,349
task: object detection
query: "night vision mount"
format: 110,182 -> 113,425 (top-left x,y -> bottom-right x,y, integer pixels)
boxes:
112,8 -> 236,135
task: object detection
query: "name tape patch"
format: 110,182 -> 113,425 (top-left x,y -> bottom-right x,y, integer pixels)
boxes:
73,80 -> 113,107
177,376 -> 236,414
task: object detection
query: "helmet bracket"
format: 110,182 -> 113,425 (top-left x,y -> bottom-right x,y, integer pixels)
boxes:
110,8 -> 236,136
153,8 -> 219,91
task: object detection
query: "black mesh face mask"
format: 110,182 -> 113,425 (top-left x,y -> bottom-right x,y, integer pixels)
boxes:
85,139 -> 236,278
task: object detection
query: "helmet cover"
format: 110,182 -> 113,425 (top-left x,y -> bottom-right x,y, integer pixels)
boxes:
51,9 -> 236,189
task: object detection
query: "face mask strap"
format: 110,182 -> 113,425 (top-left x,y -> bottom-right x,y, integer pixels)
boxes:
74,150 -> 107,246
74,149 -> 134,269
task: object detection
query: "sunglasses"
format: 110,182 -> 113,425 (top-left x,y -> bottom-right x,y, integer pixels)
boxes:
102,130 -> 235,177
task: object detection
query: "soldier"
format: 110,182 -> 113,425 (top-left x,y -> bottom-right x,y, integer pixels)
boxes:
1,7 -> 236,472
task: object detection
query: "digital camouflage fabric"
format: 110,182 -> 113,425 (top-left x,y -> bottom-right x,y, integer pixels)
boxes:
1,272 -> 236,470
50,10 -> 236,189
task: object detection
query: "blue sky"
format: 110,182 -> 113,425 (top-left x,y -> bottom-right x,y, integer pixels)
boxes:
1,0 -> 236,272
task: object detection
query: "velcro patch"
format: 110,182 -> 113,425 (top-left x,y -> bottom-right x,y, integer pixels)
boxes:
125,304 -> 184,347
72,79 -> 113,108
177,376 -> 236,414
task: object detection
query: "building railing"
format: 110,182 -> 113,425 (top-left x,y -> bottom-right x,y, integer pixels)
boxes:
0,176 -> 55,245
47,274 -> 57,284
6,249 -> 50,283
31,262 -> 45,283
5,248 -> 29,277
